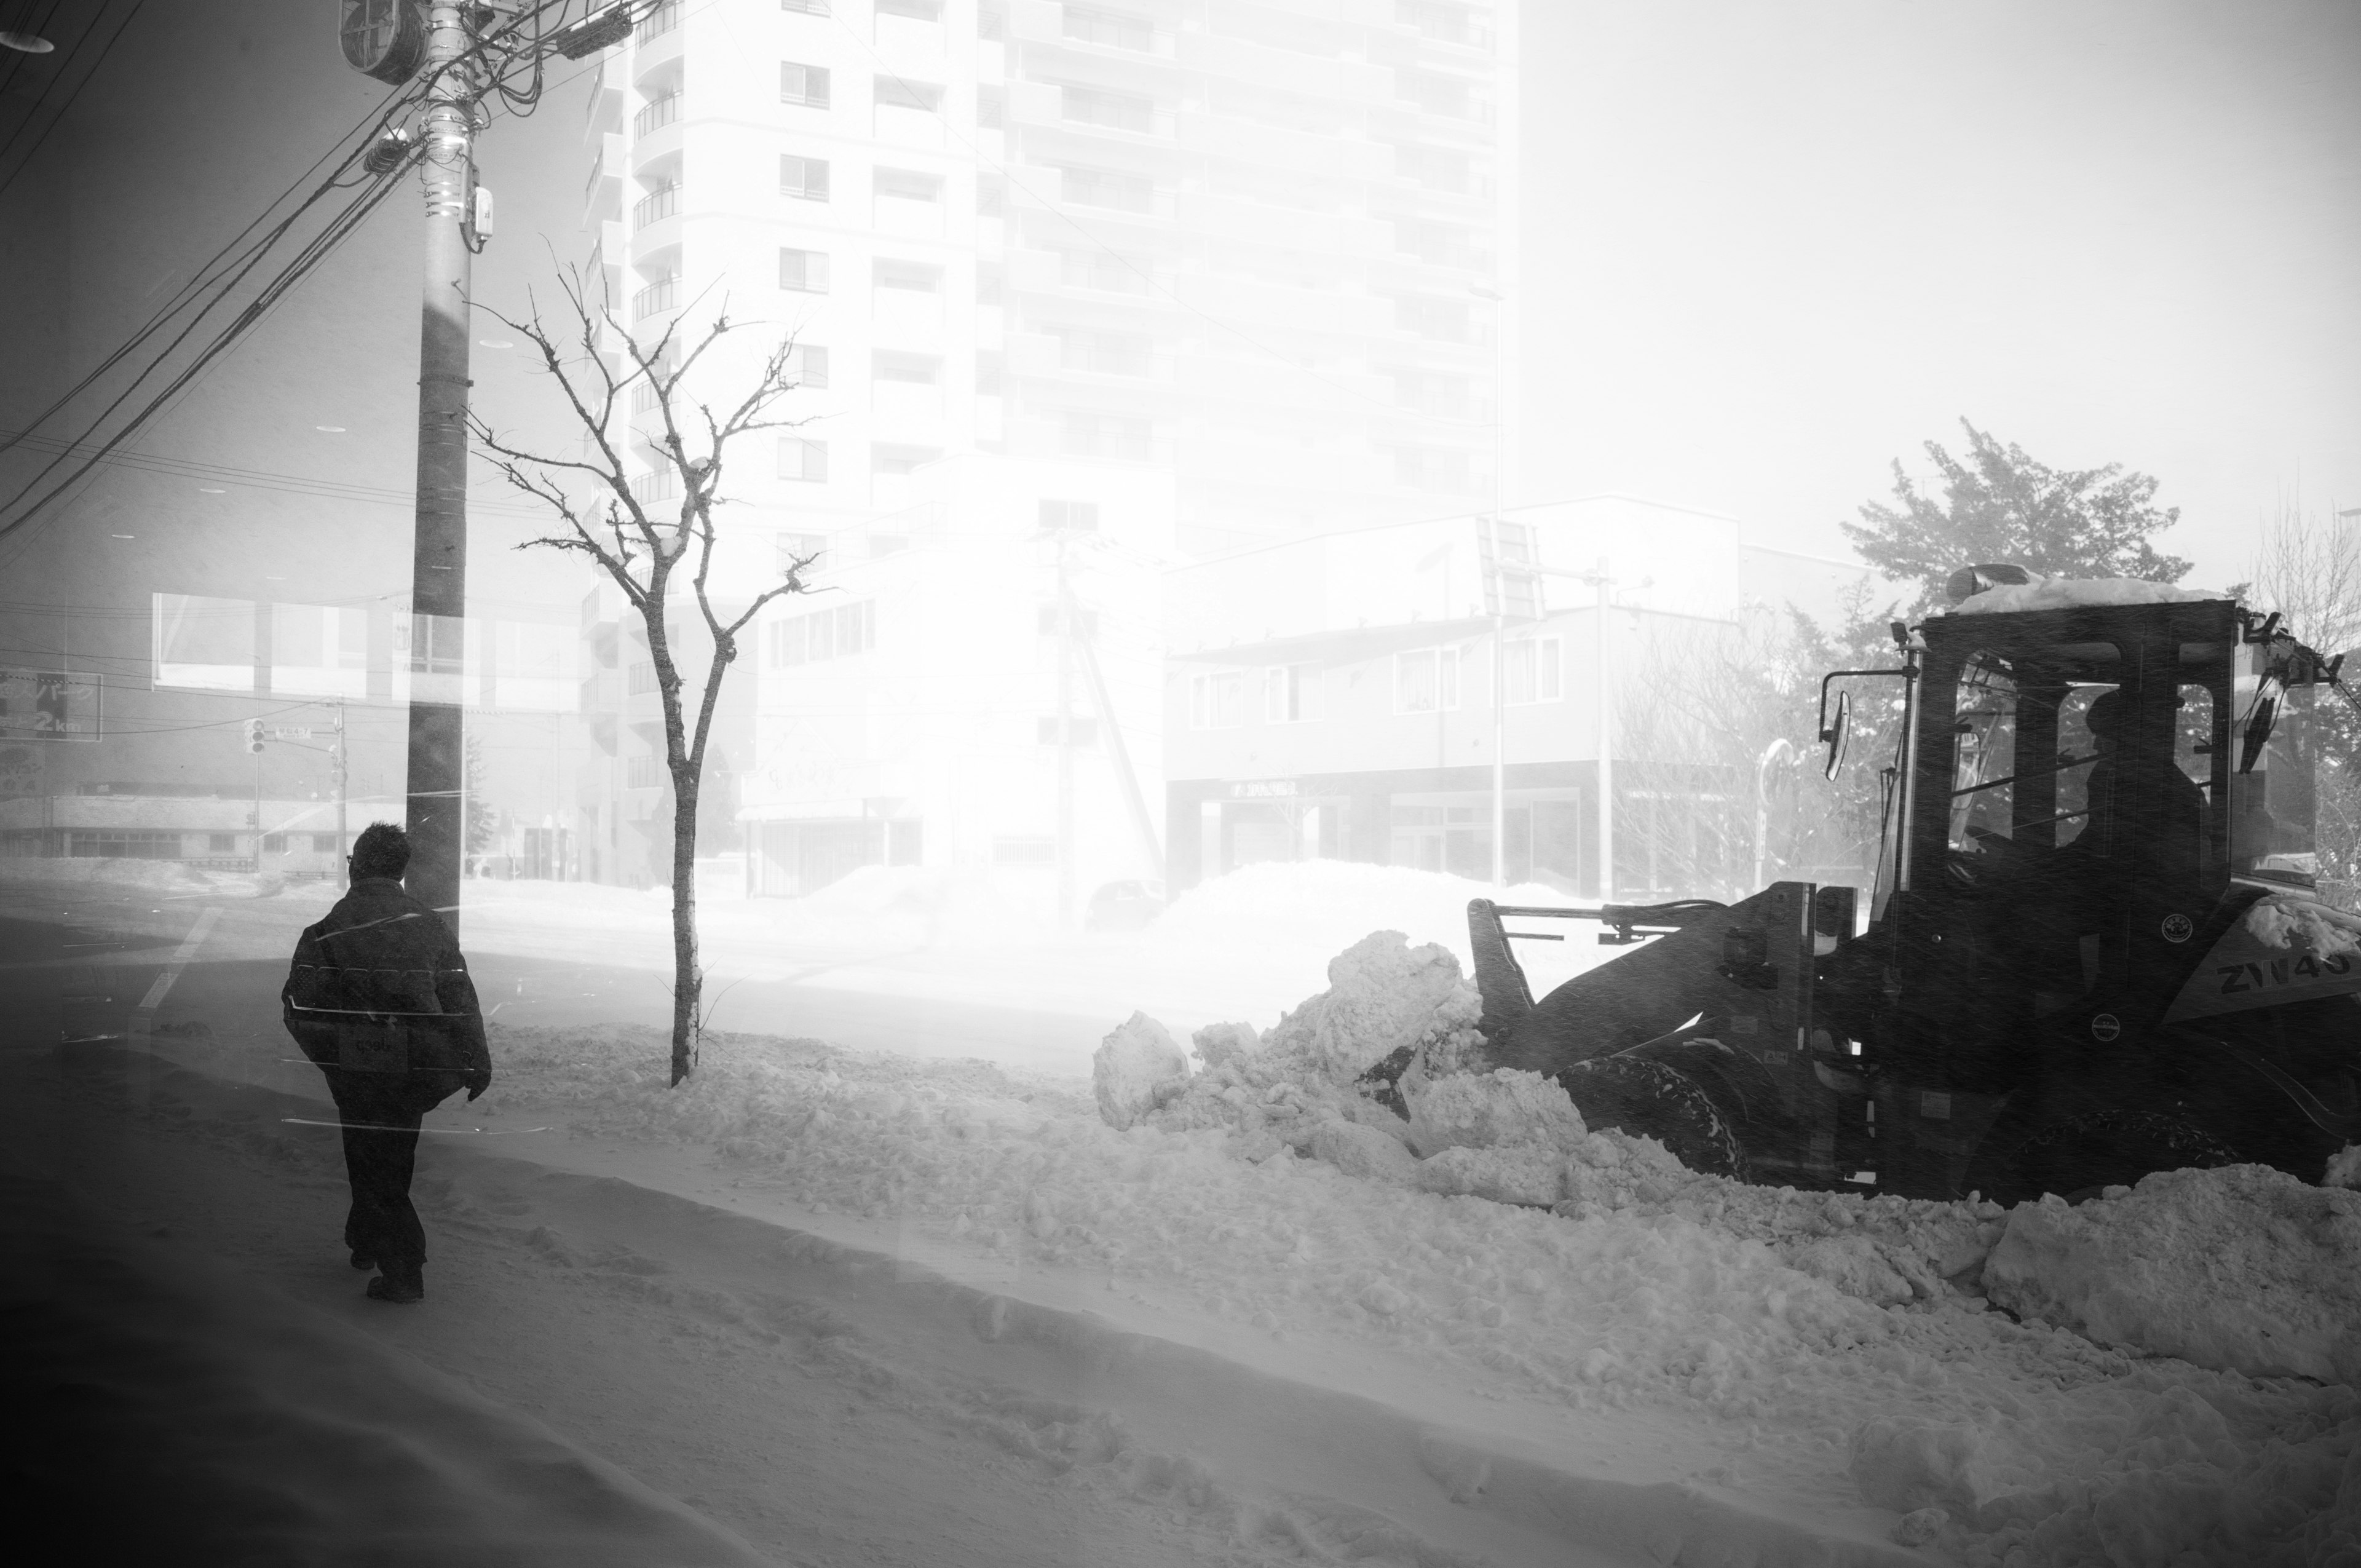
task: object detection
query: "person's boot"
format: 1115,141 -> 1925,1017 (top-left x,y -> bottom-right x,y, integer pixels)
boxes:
365,1267 -> 424,1305
349,1250 -> 376,1271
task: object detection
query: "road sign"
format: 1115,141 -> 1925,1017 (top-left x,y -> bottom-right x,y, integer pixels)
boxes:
0,669 -> 100,741
273,726 -> 315,740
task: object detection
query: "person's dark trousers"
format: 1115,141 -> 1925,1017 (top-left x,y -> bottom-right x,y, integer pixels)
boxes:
326,1069 -> 454,1280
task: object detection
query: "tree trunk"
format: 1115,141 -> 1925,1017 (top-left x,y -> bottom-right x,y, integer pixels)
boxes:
670,777 -> 700,1085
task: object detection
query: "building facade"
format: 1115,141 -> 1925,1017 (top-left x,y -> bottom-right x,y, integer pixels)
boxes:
1165,496 -> 1883,902
578,0 -> 1520,903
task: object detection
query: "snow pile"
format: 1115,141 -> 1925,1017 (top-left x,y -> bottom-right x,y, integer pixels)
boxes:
1947,577 -> 2225,616
2243,893 -> 2361,958
1983,1164 -> 2361,1384
486,1016 -> 2361,1568
0,855 -> 287,899
1091,1012 -> 1190,1130
1101,931 -> 1484,1158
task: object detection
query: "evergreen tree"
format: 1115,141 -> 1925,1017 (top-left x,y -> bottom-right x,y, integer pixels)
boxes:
1842,420 -> 2191,614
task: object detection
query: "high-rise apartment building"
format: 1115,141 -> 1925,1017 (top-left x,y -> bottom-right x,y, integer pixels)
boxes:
575,0 -> 1517,900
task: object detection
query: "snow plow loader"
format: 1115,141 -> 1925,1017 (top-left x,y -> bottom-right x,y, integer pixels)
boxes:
1465,568 -> 2361,1205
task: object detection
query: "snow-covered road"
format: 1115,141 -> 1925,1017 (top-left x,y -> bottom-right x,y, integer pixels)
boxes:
5,858 -> 2358,1566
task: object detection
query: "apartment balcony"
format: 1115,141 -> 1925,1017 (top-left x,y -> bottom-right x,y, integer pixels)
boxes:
632,92 -> 679,139
1168,275 -> 1392,339
583,132 -> 623,228
583,61 -> 622,138
631,184 -> 678,230
1177,112 -> 1391,183
1172,33 -> 1388,99
1176,192 -> 1387,258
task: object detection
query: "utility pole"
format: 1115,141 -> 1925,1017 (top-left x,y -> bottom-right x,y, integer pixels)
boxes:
335,697 -> 349,890
1484,512 -> 1506,887
402,2 -> 477,938
1594,559 -> 1613,902
1054,531 -> 1075,930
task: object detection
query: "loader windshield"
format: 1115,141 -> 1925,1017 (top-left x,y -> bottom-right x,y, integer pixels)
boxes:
2230,673 -> 2317,885
1948,655 -> 2020,849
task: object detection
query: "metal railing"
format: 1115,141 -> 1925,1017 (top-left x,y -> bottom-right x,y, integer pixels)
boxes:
633,93 -> 679,137
631,184 -> 678,229
636,2 -> 679,44
631,277 -> 677,319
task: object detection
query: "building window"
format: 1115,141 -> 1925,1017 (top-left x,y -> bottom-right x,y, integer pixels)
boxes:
788,343 -> 829,387
876,0 -> 941,15
975,350 -> 1003,395
1396,295 -> 1471,341
779,247 -> 829,292
1266,665 -> 1312,723
768,600 -> 876,666
628,659 -> 657,695
312,833 -> 340,853
780,62 -> 830,107
780,154 -> 830,200
975,262 -> 1003,306
979,8 -> 1005,40
1396,67 -> 1477,119
1062,4 -> 1150,48
1393,143 -> 1473,193
992,836 -> 1054,866
1059,165 -> 1153,213
1388,368 -> 1469,419
626,754 -> 660,790
777,533 -> 828,574
873,350 -> 939,384
874,76 -> 943,112
1038,499 -> 1099,532
874,257 -> 943,291
210,833 -> 236,853
1504,638 -> 1564,705
976,175 -> 1005,216
1397,1 -> 1489,47
778,437 -> 829,482
1061,85 -> 1153,132
1395,647 -> 1461,713
1061,411 -> 1150,461
1059,329 -> 1152,377
1392,443 -> 1472,493
977,88 -> 1003,128
263,833 -> 288,854
1062,250 -> 1147,293
871,443 -> 941,475
780,0 -> 829,13
1189,671 -> 1246,728
873,167 -> 943,202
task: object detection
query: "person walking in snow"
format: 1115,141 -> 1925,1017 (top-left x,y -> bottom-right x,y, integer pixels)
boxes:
280,822 -> 491,1304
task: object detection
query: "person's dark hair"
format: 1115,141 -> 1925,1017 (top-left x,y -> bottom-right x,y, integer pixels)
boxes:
350,822 -> 410,881
2084,690 -> 2122,740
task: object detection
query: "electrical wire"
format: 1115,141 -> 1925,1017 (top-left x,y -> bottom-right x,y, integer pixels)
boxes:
0,0 -> 100,179
0,0 -> 606,556
0,0 -> 68,113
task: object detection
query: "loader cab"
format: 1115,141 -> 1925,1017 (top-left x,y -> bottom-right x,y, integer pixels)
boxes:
1888,593 -> 2322,1034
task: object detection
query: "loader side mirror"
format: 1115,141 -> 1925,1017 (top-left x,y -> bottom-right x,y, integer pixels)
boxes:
1821,689 -> 1852,780
2239,695 -> 2279,774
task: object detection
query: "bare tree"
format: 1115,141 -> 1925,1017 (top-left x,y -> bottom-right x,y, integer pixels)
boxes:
469,270 -> 816,1083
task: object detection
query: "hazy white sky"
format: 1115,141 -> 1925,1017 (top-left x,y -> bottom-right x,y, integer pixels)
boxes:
1520,0 -> 2361,590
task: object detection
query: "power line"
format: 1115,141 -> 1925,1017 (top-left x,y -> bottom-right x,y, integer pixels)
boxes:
0,2 -> 586,555
0,0 -> 144,200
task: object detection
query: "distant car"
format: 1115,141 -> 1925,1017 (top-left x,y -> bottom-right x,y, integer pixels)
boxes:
1085,879 -> 1166,932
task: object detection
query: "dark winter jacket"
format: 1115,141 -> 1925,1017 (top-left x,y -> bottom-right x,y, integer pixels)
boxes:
281,877 -> 491,1091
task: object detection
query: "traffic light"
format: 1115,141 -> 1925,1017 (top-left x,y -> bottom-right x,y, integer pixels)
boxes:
245,719 -> 265,754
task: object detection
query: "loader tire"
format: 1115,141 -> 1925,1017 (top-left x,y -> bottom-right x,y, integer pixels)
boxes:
1969,1107 -> 2240,1206
1556,1057 -> 1748,1181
